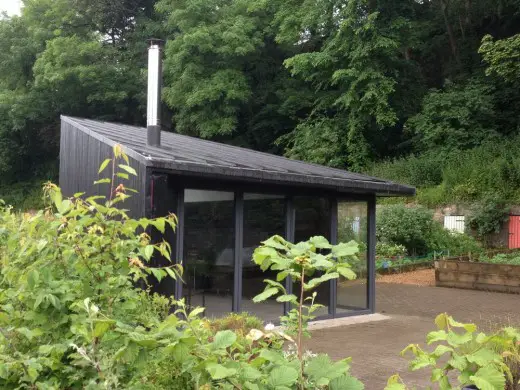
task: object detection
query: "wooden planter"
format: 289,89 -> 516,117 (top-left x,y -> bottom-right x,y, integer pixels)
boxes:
435,260 -> 520,294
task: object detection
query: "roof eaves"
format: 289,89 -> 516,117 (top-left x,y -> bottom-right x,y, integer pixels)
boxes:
147,158 -> 415,196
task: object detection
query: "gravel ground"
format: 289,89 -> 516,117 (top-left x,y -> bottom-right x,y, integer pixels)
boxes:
377,268 -> 435,286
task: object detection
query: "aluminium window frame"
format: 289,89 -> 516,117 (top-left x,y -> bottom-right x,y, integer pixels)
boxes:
153,172 -> 376,320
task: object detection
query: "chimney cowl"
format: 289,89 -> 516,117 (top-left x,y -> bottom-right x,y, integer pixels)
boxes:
146,38 -> 164,147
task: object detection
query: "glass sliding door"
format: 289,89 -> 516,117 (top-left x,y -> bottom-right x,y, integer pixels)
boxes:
242,193 -> 285,322
294,197 -> 331,317
183,189 -> 235,318
336,201 -> 369,313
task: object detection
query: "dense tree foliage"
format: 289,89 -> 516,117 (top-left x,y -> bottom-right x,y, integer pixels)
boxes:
1,0 -> 520,193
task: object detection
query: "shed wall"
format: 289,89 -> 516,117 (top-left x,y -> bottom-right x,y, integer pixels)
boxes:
59,120 -> 146,217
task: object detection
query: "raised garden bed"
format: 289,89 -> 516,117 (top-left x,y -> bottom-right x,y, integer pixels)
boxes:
435,259 -> 520,294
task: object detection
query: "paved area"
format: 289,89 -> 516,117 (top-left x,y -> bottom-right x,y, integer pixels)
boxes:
307,283 -> 520,389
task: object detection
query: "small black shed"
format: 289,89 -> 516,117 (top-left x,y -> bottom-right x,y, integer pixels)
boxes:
59,115 -> 414,322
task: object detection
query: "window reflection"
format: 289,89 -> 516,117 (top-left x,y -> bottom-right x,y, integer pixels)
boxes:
294,197 -> 331,317
242,193 -> 285,322
183,189 -> 234,318
337,201 -> 368,313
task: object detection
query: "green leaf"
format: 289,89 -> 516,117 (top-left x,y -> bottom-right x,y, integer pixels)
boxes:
262,235 -> 288,250
267,366 -> 298,388
337,266 -> 357,280
431,345 -> 453,358
385,374 -> 404,390
188,307 -> 205,319
16,327 -> 43,341
98,158 -> 111,174
276,294 -> 298,303
259,349 -> 285,363
329,375 -> 365,390
426,330 -> 448,344
57,199 -> 72,215
206,363 -> 237,380
153,219 -> 166,234
439,375 -> 452,390
144,245 -> 154,260
384,384 -> 406,390
435,313 -> 449,330
118,164 -> 137,176
0,363 -> 9,379
94,178 -> 111,185
305,354 -> 350,385
27,270 -> 39,288
332,242 -> 359,257
165,267 -> 178,280
470,365 -> 506,390
252,287 -> 279,302
238,363 -> 262,382
305,272 -> 339,289
34,294 -> 44,310
447,331 -> 473,346
309,235 -> 332,249
150,268 -> 165,282
93,320 -> 115,338
448,317 -> 477,333
211,330 -> 237,350
264,279 -> 286,293
466,347 -> 500,366
116,172 -> 129,180
447,353 -> 467,371
312,253 -> 334,268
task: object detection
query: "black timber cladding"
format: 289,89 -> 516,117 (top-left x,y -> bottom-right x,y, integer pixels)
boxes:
59,120 -> 146,217
60,116 -> 415,197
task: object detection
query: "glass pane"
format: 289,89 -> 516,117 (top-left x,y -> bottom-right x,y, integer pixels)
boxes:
183,190 -> 234,318
337,201 -> 368,313
242,193 -> 285,322
294,197 -> 331,317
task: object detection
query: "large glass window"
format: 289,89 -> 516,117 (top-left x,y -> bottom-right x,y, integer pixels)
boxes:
336,201 -> 368,313
183,189 -> 234,318
294,197 -> 331,317
242,193 -> 285,322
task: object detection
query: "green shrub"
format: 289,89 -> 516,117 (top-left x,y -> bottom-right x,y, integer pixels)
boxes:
480,253 -> 520,266
377,204 -> 435,255
468,193 -> 510,239
376,242 -> 407,258
377,204 -> 482,256
426,223 -> 482,256
208,312 -> 263,336
368,152 -> 444,187
0,180 -> 45,210
368,136 -> 520,207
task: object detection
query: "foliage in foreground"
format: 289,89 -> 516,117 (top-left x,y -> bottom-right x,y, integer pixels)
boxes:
0,147 -> 364,388
387,313 -> 520,390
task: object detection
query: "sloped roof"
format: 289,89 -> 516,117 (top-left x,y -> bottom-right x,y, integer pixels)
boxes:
61,116 -> 415,196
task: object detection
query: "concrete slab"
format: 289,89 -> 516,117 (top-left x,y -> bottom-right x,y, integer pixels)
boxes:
307,313 -> 390,331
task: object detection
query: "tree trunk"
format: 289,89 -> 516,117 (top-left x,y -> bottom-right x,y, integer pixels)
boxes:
440,0 -> 460,65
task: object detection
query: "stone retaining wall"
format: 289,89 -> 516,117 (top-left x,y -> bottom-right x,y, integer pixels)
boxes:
435,260 -> 520,293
